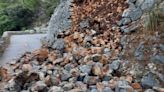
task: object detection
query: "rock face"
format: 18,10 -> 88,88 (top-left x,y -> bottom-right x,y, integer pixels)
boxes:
120,0 -> 163,33
47,0 -> 72,46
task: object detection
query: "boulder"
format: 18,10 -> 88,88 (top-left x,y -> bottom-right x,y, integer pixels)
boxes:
141,72 -> 160,88
140,0 -> 155,11
122,7 -> 142,21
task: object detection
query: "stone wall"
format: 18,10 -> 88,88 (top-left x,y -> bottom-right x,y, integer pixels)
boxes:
119,0 -> 163,33
46,0 -> 72,46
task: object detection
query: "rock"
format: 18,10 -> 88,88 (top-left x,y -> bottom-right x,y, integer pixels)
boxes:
141,72 -> 159,88
153,86 -> 164,92
47,0 -> 72,46
50,75 -> 60,86
103,75 -> 111,81
144,89 -> 155,92
33,49 -> 49,62
103,87 -> 114,92
115,80 -> 133,92
141,0 -> 155,11
92,54 -> 102,62
134,42 -> 144,60
75,82 -> 87,91
38,72 -> 45,81
48,86 -> 64,92
131,83 -> 142,89
31,81 -> 47,92
61,70 -> 71,81
110,60 -> 121,70
52,39 -> 65,51
77,75 -> 85,81
21,90 -> 30,92
120,20 -> 141,33
122,7 -> 142,21
63,83 -> 74,91
64,64 -> 74,72
83,76 -> 100,85
84,36 -> 92,43
22,64 -> 32,72
91,89 -> 98,92
135,0 -> 145,7
4,79 -> 21,92
118,18 -> 131,26
79,19 -> 89,28
92,64 -> 103,76
159,44 -> 164,51
151,55 -> 164,64
127,0 -> 136,3
79,65 -> 92,75
125,75 -> 133,83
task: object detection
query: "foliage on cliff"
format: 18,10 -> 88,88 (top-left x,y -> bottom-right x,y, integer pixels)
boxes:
0,0 -> 59,35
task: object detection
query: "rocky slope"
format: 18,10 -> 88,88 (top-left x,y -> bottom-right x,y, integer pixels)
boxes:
0,0 -> 164,92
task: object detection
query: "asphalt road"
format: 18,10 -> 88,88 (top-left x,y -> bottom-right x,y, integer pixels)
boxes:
0,34 -> 46,66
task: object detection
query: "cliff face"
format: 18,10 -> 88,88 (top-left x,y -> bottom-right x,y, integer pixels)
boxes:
47,0 -> 72,46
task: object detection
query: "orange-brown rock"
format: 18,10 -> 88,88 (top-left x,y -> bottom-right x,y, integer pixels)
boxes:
33,48 -> 49,62
0,67 -> 11,81
131,83 -> 142,89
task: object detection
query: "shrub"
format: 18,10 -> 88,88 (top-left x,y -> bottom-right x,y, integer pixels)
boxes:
0,4 -> 34,34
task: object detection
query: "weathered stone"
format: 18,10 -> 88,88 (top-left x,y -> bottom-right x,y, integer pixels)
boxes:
159,44 -> 164,51
21,90 -> 30,92
103,87 -> 114,92
52,39 -> 65,51
61,70 -> 71,81
144,89 -> 155,92
92,54 -> 102,62
151,55 -> 164,64
122,7 -> 142,21
31,81 -> 47,92
120,20 -> 141,33
79,65 -> 92,74
79,19 -> 89,28
83,76 -> 100,85
110,60 -> 121,70
103,75 -> 111,81
50,76 -> 60,86
75,82 -> 87,91
4,79 -> 21,92
141,0 -> 155,11
118,18 -> 131,26
141,72 -> 159,88
115,80 -> 133,92
128,0 -> 136,3
135,0 -> 145,7
48,86 -> 64,92
91,89 -> 98,92
63,83 -> 74,91
134,42 -> 144,60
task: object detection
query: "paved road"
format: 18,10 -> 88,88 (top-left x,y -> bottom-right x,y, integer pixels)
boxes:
0,34 -> 46,65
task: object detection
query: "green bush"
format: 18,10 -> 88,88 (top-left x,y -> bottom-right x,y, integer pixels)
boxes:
19,0 -> 40,11
0,0 -> 59,35
0,5 -> 34,34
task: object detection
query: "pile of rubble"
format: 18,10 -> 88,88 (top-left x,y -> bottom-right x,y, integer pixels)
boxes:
0,0 -> 164,92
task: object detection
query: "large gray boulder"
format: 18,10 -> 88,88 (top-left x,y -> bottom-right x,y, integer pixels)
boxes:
47,0 -> 72,46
